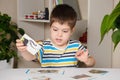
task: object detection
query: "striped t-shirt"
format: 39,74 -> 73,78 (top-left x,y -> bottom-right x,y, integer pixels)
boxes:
36,40 -> 86,68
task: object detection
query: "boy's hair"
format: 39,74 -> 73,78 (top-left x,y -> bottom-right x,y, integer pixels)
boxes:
50,4 -> 77,29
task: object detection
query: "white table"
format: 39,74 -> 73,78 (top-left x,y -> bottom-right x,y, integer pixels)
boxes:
0,68 -> 120,80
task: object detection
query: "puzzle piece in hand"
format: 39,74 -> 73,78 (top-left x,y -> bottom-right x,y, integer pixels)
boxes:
20,34 -> 41,55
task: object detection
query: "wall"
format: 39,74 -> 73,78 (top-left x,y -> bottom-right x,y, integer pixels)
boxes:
88,0 -> 120,68
88,0 -> 113,68
0,0 -> 17,23
78,0 -> 88,20
17,0 -> 45,40
112,0 -> 120,68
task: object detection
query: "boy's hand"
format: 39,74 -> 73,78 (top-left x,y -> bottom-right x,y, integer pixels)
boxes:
16,39 -> 27,52
75,49 -> 89,63
16,39 -> 36,61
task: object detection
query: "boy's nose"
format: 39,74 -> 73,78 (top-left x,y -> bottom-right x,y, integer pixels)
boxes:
58,31 -> 62,37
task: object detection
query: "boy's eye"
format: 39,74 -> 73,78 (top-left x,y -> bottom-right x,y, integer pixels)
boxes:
63,30 -> 68,33
53,28 -> 58,31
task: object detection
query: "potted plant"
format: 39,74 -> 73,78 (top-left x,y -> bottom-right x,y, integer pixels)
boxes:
0,12 -> 25,63
99,1 -> 120,50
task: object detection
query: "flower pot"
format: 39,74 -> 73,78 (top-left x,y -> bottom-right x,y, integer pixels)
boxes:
0,58 -> 14,69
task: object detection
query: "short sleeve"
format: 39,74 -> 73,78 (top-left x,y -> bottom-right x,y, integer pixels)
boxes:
78,41 -> 90,56
35,40 -> 43,63
78,41 -> 86,51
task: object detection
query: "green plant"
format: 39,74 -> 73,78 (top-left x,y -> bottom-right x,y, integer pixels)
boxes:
100,1 -> 120,50
0,12 -> 25,62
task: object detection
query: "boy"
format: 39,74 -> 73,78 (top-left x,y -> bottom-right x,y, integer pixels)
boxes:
16,4 -> 95,68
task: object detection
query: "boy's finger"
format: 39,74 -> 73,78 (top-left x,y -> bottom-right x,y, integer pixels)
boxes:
84,49 -> 89,56
76,49 -> 89,56
76,50 -> 84,56
77,49 -> 84,54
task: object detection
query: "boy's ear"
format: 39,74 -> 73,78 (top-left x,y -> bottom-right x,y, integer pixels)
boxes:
70,27 -> 75,36
71,27 -> 75,33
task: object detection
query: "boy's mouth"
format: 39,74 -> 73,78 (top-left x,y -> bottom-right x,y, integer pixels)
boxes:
56,38 -> 62,43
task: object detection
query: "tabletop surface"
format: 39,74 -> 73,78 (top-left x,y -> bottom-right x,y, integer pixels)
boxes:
0,68 -> 120,80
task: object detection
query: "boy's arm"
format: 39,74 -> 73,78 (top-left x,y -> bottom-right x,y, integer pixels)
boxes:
20,50 -> 36,61
75,49 -> 95,67
16,39 -> 36,61
84,56 -> 95,67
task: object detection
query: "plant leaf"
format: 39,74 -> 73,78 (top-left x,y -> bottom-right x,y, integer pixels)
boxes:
100,1 -> 120,46
112,29 -> 120,50
0,12 -> 25,62
111,1 -> 120,14
99,15 -> 110,44
114,15 -> 120,29
18,28 -> 25,35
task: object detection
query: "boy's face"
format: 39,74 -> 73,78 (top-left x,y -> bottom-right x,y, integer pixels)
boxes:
50,22 -> 74,48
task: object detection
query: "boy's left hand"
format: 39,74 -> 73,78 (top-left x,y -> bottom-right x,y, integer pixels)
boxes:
75,49 -> 89,63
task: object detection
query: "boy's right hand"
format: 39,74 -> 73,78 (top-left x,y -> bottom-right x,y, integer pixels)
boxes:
16,39 -> 27,52
16,39 -> 36,61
